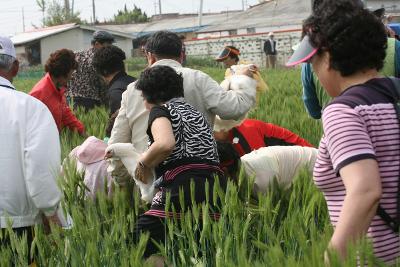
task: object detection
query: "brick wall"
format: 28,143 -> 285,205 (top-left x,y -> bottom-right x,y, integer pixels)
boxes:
185,31 -> 302,67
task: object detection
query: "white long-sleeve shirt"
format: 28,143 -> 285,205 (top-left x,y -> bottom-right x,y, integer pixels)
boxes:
108,59 -> 257,185
240,146 -> 318,194
0,76 -> 61,228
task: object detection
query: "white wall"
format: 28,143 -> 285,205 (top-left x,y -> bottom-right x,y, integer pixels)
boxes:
186,31 -> 302,67
40,28 -> 84,64
40,28 -> 133,64
364,0 -> 399,12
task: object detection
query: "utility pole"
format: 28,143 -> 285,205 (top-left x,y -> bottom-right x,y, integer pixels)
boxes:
242,0 -> 245,11
92,0 -> 96,24
154,1 -> 157,15
71,0 -> 74,16
158,0 -> 162,15
64,0 -> 70,17
22,7 -> 25,32
198,0 -> 203,26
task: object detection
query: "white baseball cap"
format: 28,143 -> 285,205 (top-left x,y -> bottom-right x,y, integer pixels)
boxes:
286,35 -> 318,67
0,36 -> 16,58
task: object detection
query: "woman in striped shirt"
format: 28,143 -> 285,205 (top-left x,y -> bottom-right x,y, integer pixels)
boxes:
287,0 -> 400,264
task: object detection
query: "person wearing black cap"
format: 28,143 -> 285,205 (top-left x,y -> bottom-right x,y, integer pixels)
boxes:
67,30 -> 115,110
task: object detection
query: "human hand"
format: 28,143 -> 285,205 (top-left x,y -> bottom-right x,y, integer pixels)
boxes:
233,64 -> 257,78
134,161 -> 151,184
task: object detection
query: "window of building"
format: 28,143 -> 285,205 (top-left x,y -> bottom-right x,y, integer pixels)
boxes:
247,27 -> 256,34
228,29 -> 238,36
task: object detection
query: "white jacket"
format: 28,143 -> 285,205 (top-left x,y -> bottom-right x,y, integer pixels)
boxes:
0,77 -> 61,228
240,146 -> 318,194
108,59 -> 257,185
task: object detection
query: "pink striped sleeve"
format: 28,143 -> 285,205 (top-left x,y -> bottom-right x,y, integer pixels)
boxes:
322,103 -> 376,172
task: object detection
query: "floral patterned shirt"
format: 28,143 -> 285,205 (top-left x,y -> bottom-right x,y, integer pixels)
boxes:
66,48 -> 107,102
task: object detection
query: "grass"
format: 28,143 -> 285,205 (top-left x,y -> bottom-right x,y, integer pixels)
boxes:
2,65 -> 386,266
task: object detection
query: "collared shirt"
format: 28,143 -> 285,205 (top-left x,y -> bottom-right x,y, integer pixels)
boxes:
67,48 -> 107,102
0,76 -> 15,90
108,59 -> 257,185
30,73 -> 85,134
0,79 -> 61,228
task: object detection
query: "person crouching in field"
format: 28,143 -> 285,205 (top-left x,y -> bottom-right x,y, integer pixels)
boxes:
287,0 -> 400,264
30,49 -> 86,136
217,142 -> 317,195
132,65 -> 226,261
214,118 -> 314,157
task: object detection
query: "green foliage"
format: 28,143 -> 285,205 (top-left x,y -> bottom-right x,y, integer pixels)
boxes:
2,67 -> 387,266
107,4 -> 148,25
44,0 -> 82,27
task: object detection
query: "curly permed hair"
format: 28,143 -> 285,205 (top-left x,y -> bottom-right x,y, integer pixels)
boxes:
92,45 -> 126,76
135,65 -> 184,104
45,49 -> 77,78
304,0 -> 387,76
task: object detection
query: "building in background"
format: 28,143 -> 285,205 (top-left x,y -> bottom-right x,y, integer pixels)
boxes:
11,24 -> 133,67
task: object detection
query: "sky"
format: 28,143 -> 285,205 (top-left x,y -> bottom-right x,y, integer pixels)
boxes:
0,0 -> 260,36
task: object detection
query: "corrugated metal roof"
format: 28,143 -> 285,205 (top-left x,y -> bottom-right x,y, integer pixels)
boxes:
96,12 -> 240,36
11,23 -> 134,46
11,23 -> 78,45
197,0 -> 312,33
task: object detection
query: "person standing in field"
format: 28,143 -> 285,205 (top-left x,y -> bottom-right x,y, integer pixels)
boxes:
30,49 -> 86,136
92,45 -> 136,138
215,45 -> 240,68
287,1 -> 400,264
108,31 -> 257,188
67,30 -> 114,110
0,36 -> 63,265
299,6 -> 400,119
264,32 -> 277,68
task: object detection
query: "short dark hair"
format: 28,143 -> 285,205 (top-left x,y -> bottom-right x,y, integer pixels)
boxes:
304,0 -> 387,76
45,49 -> 77,78
144,31 -> 182,59
135,65 -> 184,104
217,141 -> 240,181
92,45 -> 126,76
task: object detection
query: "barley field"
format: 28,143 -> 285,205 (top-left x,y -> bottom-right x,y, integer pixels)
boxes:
1,63 -> 386,266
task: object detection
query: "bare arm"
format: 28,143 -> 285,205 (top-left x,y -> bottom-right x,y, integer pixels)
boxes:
328,159 -> 382,259
134,117 -> 175,183
139,117 -> 176,168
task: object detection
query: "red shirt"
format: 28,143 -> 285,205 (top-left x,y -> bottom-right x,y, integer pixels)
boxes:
228,119 -> 313,156
29,73 -> 85,134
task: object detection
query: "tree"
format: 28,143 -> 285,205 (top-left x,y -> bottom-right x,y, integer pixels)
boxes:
38,0 -> 82,27
108,4 -> 148,24
36,0 -> 46,27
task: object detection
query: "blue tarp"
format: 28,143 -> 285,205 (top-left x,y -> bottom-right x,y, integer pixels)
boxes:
389,23 -> 400,35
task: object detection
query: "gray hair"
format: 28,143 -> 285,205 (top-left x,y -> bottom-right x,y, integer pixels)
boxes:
0,54 -> 16,71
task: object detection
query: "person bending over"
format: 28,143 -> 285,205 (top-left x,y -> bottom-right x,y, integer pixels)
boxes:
30,49 -> 85,136
214,118 -> 313,157
132,65 -> 226,259
217,142 -> 317,195
108,31 -> 256,188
